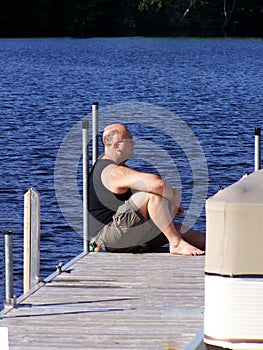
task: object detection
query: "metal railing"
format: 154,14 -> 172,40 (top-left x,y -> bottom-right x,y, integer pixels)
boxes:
3,102 -> 100,308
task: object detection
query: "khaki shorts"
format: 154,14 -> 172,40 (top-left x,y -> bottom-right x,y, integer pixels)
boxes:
93,198 -> 167,249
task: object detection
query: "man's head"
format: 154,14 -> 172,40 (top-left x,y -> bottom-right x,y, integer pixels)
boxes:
102,124 -> 135,163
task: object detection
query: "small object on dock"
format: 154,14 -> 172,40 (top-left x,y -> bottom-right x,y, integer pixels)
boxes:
56,262 -> 63,273
89,240 -> 107,252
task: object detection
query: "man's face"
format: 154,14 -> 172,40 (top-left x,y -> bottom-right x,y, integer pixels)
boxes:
117,128 -> 135,161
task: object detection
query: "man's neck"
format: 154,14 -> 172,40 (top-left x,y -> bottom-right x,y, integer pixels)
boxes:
102,152 -> 126,165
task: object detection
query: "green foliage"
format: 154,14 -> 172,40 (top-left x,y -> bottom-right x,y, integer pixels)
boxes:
138,0 -> 163,11
0,0 -> 261,37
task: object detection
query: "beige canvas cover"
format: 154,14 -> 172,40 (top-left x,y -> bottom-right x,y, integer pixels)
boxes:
205,169 -> 263,276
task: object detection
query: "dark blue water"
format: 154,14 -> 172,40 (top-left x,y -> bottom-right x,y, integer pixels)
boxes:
0,37 -> 262,306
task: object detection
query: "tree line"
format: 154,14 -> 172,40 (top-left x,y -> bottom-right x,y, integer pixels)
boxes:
0,0 -> 262,38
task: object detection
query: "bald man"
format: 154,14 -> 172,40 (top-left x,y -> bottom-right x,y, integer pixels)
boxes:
89,124 -> 205,255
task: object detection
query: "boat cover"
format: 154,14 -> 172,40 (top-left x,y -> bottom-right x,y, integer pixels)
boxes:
205,169 -> 263,276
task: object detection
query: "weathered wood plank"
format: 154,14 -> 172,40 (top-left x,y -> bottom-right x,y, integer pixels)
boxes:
0,253 -> 205,350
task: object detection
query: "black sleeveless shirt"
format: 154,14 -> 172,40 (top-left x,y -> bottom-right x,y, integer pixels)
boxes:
88,159 -> 132,235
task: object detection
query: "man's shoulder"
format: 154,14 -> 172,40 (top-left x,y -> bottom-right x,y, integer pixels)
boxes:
95,158 -> 116,168
91,159 -> 115,175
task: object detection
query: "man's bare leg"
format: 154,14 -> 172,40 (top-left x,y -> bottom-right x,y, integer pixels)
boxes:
131,192 -> 204,256
174,223 -> 205,251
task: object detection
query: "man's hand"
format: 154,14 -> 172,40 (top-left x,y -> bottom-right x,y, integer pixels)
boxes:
168,188 -> 184,218
169,201 -> 184,218
175,203 -> 184,217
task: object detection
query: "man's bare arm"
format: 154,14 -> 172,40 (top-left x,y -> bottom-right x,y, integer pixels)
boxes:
102,164 -> 181,209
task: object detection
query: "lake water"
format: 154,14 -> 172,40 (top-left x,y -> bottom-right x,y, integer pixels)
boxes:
0,37 -> 262,305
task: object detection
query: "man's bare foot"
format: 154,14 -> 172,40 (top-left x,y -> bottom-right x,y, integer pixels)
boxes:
169,239 -> 205,256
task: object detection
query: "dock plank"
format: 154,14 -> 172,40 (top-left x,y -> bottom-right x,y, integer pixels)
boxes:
0,253 -> 205,350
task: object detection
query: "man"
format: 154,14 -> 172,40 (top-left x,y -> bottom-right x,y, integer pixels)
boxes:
89,123 -> 205,255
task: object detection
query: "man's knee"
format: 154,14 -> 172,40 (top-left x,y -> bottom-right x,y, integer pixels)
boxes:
130,191 -> 148,206
129,192 -> 152,219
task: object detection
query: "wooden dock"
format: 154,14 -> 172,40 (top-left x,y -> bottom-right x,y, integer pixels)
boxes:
0,253 -> 205,350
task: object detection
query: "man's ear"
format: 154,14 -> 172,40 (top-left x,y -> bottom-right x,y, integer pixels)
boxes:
113,140 -> 119,150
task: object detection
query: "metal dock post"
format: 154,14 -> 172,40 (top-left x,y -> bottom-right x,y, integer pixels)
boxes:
82,120 -> 89,253
4,231 -> 16,309
254,127 -> 261,171
92,101 -> 99,165
23,188 -> 40,294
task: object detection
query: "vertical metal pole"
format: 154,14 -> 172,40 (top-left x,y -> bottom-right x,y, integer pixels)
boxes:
24,189 -> 31,293
30,189 -> 40,287
82,120 -> 89,253
4,231 -> 16,308
24,188 -> 40,294
254,127 -> 261,171
92,102 -> 99,165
